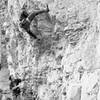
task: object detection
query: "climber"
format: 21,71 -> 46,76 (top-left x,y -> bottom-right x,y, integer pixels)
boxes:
9,75 -> 22,100
19,5 -> 50,39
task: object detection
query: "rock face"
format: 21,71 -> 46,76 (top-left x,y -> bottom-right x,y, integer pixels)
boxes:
1,0 -> 100,100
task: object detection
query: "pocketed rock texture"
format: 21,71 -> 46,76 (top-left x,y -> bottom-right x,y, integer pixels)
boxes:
1,0 -> 100,100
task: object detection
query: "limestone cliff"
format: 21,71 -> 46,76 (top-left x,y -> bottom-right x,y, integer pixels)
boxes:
1,0 -> 100,100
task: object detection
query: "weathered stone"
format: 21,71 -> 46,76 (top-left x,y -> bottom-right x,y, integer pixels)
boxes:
1,0 -> 100,100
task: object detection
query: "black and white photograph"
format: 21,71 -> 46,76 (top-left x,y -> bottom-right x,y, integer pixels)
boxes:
0,0 -> 100,100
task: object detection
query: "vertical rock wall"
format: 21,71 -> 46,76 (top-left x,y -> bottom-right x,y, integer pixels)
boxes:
3,0 -> 100,99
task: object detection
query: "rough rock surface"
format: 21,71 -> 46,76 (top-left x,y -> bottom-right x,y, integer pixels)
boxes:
1,0 -> 100,100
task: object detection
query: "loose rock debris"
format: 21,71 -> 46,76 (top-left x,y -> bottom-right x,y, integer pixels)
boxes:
1,0 -> 100,100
